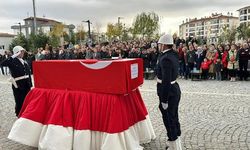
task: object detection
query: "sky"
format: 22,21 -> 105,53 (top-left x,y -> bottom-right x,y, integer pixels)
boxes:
0,0 -> 249,35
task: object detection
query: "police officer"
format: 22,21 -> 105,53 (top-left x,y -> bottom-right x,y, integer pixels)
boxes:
156,34 -> 182,150
238,43 -> 250,81
0,46 -> 32,116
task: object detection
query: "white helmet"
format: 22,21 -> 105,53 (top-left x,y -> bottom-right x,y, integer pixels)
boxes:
13,46 -> 25,54
158,34 -> 174,45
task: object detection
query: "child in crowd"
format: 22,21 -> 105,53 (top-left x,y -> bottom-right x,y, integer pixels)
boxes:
215,59 -> 223,81
201,58 -> 211,80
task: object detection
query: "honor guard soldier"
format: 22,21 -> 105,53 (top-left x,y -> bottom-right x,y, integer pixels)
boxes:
156,34 -> 182,150
0,46 -> 32,116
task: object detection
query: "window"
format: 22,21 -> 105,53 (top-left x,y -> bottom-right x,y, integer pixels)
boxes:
248,9 -> 250,13
248,15 -> 250,20
240,16 -> 247,21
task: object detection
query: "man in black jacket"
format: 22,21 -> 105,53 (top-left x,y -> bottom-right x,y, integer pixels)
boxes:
238,43 -> 250,81
0,46 -> 32,116
156,34 -> 182,150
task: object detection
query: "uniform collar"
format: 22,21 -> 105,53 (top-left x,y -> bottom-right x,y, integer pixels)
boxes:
162,49 -> 172,54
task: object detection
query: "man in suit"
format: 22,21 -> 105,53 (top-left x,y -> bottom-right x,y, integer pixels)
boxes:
0,46 -> 32,116
156,34 -> 182,150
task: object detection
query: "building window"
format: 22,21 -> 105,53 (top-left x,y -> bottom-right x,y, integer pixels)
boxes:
240,9 -> 247,15
240,16 -> 247,21
248,15 -> 250,20
248,9 -> 250,13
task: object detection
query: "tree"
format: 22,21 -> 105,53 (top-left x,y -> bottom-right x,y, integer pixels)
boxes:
131,12 -> 159,38
237,24 -> 250,40
219,26 -> 237,44
49,23 -> 64,47
75,25 -> 86,44
9,33 -> 29,51
106,23 -> 123,41
30,30 -> 50,50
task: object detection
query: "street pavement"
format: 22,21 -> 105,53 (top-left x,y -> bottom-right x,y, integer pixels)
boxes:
0,75 -> 250,150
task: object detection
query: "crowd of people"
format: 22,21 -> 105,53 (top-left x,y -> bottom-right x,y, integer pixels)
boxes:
1,38 -> 250,81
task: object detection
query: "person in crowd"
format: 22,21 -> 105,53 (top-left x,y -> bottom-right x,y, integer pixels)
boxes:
140,49 -> 150,71
129,48 -> 140,58
238,43 -> 250,81
186,45 -> 196,79
182,47 -> 188,80
58,47 -> 66,60
227,44 -> 239,82
93,46 -> 102,59
85,47 -> 93,59
0,53 -> 5,75
35,48 -> 42,61
215,59 -> 222,81
201,58 -> 211,80
206,44 -> 217,79
178,43 -> 185,78
0,46 -> 32,116
149,47 -> 158,72
26,51 -> 35,74
195,46 -> 205,70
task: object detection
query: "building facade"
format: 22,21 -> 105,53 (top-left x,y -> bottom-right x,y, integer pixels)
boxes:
179,13 -> 239,43
0,33 -> 15,51
238,6 -> 250,25
11,17 -> 75,38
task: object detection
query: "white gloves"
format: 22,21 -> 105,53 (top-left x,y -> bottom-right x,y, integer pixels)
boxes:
11,51 -> 21,58
161,102 -> 168,110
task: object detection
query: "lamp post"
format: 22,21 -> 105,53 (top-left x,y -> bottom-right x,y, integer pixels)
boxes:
82,20 -> 91,39
32,0 -> 37,35
18,22 -> 21,34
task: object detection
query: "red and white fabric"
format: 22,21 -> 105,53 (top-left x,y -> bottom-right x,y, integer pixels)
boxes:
8,88 -> 156,150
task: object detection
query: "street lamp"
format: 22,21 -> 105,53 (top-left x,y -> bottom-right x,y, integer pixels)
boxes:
15,22 -> 22,35
82,20 -> 92,40
18,23 -> 21,34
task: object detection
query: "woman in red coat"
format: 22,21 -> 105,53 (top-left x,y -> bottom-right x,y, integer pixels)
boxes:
221,45 -> 229,80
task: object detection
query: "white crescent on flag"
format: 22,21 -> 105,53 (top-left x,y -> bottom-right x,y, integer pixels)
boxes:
79,61 -> 113,70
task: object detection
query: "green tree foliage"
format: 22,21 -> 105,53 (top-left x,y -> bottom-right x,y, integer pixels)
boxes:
219,26 -> 237,44
106,23 -> 123,40
237,24 -> 250,40
131,12 -> 159,38
29,31 -> 50,50
9,33 -> 29,51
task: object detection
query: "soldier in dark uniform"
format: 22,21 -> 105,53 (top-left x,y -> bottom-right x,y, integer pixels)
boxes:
238,43 -> 250,81
156,34 -> 182,150
0,46 -> 32,116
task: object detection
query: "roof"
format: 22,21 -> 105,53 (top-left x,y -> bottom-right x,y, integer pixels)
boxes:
237,5 -> 250,11
24,17 -> 61,23
0,33 -> 15,37
180,14 -> 238,26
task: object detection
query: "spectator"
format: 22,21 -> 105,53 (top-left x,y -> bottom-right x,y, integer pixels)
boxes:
201,58 -> 211,80
206,44 -> 216,79
178,43 -> 185,78
195,46 -> 205,70
215,59 -> 222,81
186,45 -> 196,78
238,43 -> 250,81
227,44 -> 239,82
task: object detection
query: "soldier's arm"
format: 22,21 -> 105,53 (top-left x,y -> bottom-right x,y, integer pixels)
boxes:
160,57 -> 172,103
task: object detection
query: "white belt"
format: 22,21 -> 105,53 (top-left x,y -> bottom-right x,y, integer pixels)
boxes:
157,78 -> 176,84
8,75 -> 29,88
14,75 -> 29,81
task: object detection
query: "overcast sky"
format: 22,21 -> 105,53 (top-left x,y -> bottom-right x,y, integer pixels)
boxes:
0,0 -> 249,34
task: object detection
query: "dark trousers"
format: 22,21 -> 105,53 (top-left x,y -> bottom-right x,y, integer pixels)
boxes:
239,61 -> 248,80
179,61 -> 185,76
12,85 -> 30,116
158,83 -> 181,141
222,67 -> 228,80
0,66 -> 4,75
228,69 -> 237,78
202,69 -> 209,79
